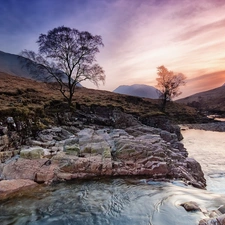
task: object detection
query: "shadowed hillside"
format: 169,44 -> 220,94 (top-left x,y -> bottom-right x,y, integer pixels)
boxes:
0,51 -> 70,83
176,84 -> 225,116
0,51 -> 41,80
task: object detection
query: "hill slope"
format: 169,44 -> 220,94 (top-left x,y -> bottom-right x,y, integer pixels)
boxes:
0,72 -> 203,124
0,50 -> 69,83
176,84 -> 225,114
113,84 -> 160,99
0,51 -> 40,80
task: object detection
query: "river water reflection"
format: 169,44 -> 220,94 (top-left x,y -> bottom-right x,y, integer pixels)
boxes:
0,129 -> 225,225
181,129 -> 225,194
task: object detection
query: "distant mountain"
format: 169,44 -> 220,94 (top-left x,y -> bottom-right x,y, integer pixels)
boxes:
0,50 -> 44,81
0,51 -> 78,85
113,84 -> 160,99
0,50 -> 67,82
176,84 -> 225,114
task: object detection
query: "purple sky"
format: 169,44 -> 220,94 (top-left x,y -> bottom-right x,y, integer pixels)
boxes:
1,0 -> 225,98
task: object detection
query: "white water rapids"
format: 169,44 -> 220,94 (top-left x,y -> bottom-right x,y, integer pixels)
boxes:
0,128 -> 225,225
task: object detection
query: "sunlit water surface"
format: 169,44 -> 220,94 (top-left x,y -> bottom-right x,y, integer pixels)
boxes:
0,129 -> 225,225
182,129 -> 225,194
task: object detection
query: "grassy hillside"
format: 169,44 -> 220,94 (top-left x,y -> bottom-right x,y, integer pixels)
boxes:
0,72 -> 205,125
176,85 -> 225,115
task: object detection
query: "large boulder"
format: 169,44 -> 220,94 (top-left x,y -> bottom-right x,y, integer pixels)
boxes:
53,126 -> 205,187
0,125 -> 206,190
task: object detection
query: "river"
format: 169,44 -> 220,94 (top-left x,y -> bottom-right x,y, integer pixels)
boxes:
0,129 -> 225,225
182,128 -> 225,195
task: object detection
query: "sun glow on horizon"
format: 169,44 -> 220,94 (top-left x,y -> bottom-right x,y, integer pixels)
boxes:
1,0 -> 225,97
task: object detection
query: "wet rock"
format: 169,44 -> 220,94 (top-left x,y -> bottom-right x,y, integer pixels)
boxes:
181,200 -> 225,225
208,209 -> 222,218
0,179 -> 38,200
184,122 -> 225,132
56,172 -> 72,180
169,158 -> 206,189
181,201 -> 201,211
199,214 -> 225,225
186,158 -> 206,188
218,205 -> 225,214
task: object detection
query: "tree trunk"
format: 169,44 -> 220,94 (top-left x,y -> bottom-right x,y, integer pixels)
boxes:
68,95 -> 73,112
161,99 -> 166,112
161,93 -> 167,112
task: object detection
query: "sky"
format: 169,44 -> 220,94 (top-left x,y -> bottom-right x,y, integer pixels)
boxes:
1,0 -> 225,98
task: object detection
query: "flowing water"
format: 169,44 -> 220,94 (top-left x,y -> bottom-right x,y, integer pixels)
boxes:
0,128 -> 225,225
181,129 -> 225,195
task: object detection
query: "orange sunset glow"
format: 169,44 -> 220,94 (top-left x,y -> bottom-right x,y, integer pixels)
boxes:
1,0 -> 225,98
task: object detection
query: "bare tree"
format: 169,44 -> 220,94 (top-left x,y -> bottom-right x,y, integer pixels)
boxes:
156,65 -> 186,111
21,26 -> 105,109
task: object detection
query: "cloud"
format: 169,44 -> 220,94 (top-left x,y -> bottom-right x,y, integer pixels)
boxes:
175,18 -> 225,42
93,0 -> 225,91
178,70 -> 225,98
1,0 -> 225,96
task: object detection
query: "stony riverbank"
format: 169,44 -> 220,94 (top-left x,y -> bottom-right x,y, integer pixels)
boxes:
0,108 -> 208,200
181,201 -> 225,225
0,122 -> 206,200
180,121 -> 225,132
